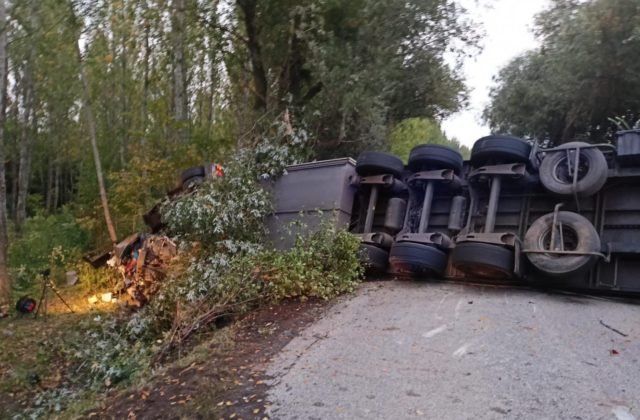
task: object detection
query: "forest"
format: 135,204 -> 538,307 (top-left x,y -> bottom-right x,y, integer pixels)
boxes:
0,0 -> 639,416
0,0 -> 476,309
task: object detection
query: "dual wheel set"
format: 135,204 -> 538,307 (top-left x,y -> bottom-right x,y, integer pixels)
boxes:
355,135 -> 611,281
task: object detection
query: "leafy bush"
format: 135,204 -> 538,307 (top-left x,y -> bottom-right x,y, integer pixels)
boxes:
161,160 -> 273,249
258,224 -> 363,300
8,209 -> 88,290
73,262 -> 121,293
21,315 -> 153,418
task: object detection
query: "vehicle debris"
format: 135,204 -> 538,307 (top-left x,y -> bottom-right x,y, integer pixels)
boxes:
108,233 -> 177,307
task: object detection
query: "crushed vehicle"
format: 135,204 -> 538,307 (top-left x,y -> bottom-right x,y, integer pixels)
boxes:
84,163 -> 223,306
107,233 -> 177,307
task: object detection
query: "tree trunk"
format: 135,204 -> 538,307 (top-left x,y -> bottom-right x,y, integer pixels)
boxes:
0,0 -> 11,309
171,0 -> 188,143
207,46 -> 216,135
141,0 -> 150,147
52,161 -> 60,211
237,0 -> 267,111
120,31 -> 128,167
69,2 -> 118,244
15,0 -> 38,233
45,154 -> 53,212
15,75 -> 34,232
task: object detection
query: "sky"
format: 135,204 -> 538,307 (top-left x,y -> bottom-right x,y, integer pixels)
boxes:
441,0 -> 550,148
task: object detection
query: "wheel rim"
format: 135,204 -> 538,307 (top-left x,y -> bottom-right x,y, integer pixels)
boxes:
552,152 -> 589,185
538,224 -> 579,257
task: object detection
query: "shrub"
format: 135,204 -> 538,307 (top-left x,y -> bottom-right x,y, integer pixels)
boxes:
8,209 -> 88,290
258,224 -> 363,300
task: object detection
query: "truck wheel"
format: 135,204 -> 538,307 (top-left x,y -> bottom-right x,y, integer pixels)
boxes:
524,211 -> 600,276
359,243 -> 389,273
451,242 -> 515,280
180,166 -> 205,183
408,144 -> 464,175
182,175 -> 205,189
356,151 -> 404,178
389,242 -> 447,276
539,142 -> 608,197
470,135 -> 532,167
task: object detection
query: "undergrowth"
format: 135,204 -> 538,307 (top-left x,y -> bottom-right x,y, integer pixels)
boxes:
13,116 -> 363,417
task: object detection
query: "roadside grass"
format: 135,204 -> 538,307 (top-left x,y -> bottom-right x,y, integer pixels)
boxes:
0,286 -> 121,417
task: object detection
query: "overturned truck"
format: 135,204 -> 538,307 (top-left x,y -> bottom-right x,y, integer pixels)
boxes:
345,131 -> 640,294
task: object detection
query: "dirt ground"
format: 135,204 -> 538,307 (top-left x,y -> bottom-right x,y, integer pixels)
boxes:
1,282 -> 331,419
92,298 -> 330,419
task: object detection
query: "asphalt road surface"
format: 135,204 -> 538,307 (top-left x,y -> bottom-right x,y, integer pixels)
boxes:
266,281 -> 640,420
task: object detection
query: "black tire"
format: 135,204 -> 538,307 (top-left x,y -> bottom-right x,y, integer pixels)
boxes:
180,166 -> 205,183
356,151 -> 404,178
359,243 -> 389,273
524,211 -> 600,276
182,175 -> 205,189
470,135 -> 532,166
16,296 -> 36,314
451,242 -> 515,280
408,144 -> 464,175
389,241 -> 448,276
539,142 -> 608,197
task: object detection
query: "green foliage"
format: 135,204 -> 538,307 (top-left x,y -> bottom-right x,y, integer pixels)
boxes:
388,118 -> 470,161
20,314 -> 153,418
73,262 -> 121,293
161,117 -> 313,246
109,145 -> 203,235
143,223 -> 363,335
297,0 -> 479,158
259,224 -> 363,300
0,0 -> 481,254
8,210 -> 88,289
67,316 -> 153,390
485,0 -> 640,144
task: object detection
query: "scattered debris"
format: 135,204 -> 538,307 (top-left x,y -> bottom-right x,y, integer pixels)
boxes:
610,349 -> 620,356
101,293 -> 113,303
600,320 -> 629,337
88,296 -> 99,305
108,233 -> 178,307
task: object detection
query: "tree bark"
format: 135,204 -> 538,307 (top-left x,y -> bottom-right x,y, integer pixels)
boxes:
0,0 -> 11,309
141,0 -> 150,147
69,2 -> 118,244
171,0 -> 188,143
45,154 -> 53,212
237,0 -> 267,111
15,0 -> 38,233
15,73 -> 34,232
52,161 -> 60,211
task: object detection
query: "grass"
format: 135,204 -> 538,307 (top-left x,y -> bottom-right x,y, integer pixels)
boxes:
0,285 -> 121,417
0,282 -> 242,418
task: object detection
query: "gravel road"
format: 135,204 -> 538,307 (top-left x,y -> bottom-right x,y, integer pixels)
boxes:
266,281 -> 640,420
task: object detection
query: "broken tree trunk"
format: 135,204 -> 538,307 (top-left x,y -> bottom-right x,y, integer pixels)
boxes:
70,6 -> 118,244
